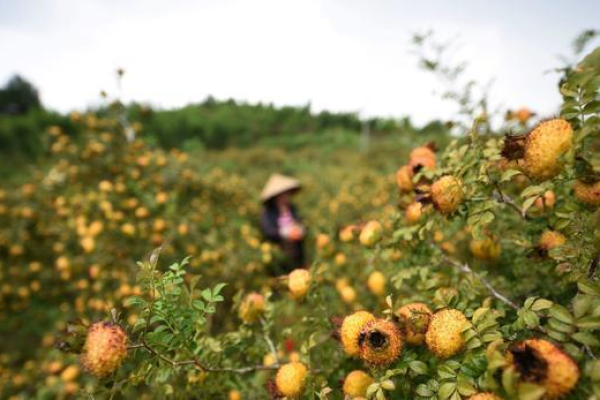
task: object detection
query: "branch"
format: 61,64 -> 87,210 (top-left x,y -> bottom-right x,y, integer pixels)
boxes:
440,252 -> 519,310
129,337 -> 281,374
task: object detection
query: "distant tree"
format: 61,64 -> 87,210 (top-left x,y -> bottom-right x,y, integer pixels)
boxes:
0,75 -> 42,115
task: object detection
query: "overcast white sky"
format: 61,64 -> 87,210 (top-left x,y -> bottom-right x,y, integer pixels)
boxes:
0,0 -> 599,124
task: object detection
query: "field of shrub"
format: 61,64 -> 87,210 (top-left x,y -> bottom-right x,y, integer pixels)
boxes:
1,42 -> 600,400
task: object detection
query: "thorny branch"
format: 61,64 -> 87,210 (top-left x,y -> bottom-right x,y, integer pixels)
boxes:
128,337 -> 281,374
439,252 -> 520,310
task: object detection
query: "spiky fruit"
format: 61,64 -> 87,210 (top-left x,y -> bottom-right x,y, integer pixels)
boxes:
533,190 -> 556,212
238,292 -> 265,323
409,146 -> 436,171
81,322 -> 128,377
523,119 -> 573,180
340,311 -> 376,357
343,370 -> 374,398
358,319 -> 403,366
367,271 -> 386,296
574,180 -> 600,207
507,339 -> 579,399
405,202 -> 423,224
359,221 -> 383,247
431,176 -> 464,215
275,362 -> 308,398
425,309 -> 467,358
396,302 -> 432,346
288,269 -> 311,300
539,230 -> 566,252
396,165 -> 414,192
469,393 -> 503,400
470,236 -> 501,261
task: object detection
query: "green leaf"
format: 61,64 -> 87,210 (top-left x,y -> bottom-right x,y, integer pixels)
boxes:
572,331 -> 600,346
500,169 -> 523,182
409,360 -> 428,375
576,316 -> 600,330
578,279 -> 600,296
523,311 -> 540,329
531,299 -> 553,311
438,382 -> 456,400
517,382 -> 546,400
548,304 -> 574,324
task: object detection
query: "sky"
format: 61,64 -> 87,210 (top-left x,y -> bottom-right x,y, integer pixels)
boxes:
0,0 -> 599,125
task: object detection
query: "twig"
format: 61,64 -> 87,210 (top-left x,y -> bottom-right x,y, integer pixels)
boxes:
440,253 -> 519,310
492,187 -> 529,221
129,337 -> 281,374
261,318 -> 280,364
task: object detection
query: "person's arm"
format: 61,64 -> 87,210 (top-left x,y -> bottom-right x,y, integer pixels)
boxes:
261,210 -> 281,242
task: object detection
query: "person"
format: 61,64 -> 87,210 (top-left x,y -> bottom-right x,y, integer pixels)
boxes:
260,174 -> 306,275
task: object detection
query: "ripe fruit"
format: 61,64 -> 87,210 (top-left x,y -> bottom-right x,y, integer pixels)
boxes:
507,339 -> 579,399
81,322 -> 128,377
228,389 -> 241,400
425,309 -> 467,358
405,202 -> 423,224
539,230 -> 566,252
358,319 -> 403,366
469,393 -> 503,400
343,370 -> 374,398
288,269 -> 311,300
367,271 -> 386,296
339,225 -> 358,242
359,221 -> 383,247
470,236 -> 501,261
340,311 -> 377,357
340,286 -> 357,304
574,180 -> 600,206
275,362 -> 308,398
396,165 -> 414,193
316,233 -> 333,255
409,146 -> 436,171
238,293 -> 265,323
431,176 -> 464,215
523,119 -> 573,180
396,302 -> 432,346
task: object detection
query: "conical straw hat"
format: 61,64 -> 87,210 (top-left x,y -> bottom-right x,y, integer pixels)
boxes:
261,174 -> 301,202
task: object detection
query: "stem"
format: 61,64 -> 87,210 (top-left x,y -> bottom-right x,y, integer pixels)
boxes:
439,252 -> 519,310
129,337 -> 281,374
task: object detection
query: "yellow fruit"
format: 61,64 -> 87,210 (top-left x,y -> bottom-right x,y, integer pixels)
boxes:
335,252 -> 347,266
396,302 -> 432,346
523,119 -> 573,180
539,230 -> 567,252
288,269 -> 311,300
431,176 -> 464,214
228,389 -> 241,400
339,225 -> 358,242
514,107 -> 534,124
275,362 -> 308,398
396,165 -> 414,192
238,293 -> 265,323
343,370 -> 374,398
316,233 -> 332,254
60,365 -> 80,382
359,221 -> 383,247
263,353 -> 277,366
470,236 -> 501,261
81,322 -> 128,377
340,311 -> 377,357
340,286 -> 357,304
574,180 -> 600,207
367,271 -> 386,296
358,319 -> 403,366
507,339 -> 579,399
469,393 -> 503,400
405,202 -> 423,224
425,309 -> 467,358
289,351 -> 301,363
